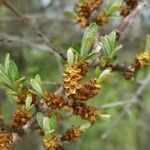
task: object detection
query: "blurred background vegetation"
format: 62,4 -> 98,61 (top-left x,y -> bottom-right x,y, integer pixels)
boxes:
0,0 -> 150,150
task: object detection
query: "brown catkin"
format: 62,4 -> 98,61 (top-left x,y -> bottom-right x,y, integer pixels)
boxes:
0,132 -> 13,150
62,126 -> 82,142
76,1 -> 90,27
123,66 -> 135,80
73,102 -> 100,122
125,0 -> 138,9
123,52 -> 150,80
120,5 -> 130,17
75,0 -> 103,27
94,11 -> 108,26
16,89 -> 36,105
76,16 -> 89,27
76,2 -> 90,18
69,79 -> 101,101
87,0 -> 103,11
41,93 -> 67,110
120,0 -> 139,17
11,108 -> 32,128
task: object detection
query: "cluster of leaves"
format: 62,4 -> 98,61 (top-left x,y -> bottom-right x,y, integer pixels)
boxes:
0,54 -> 58,137
36,112 -> 57,138
67,23 -> 123,72
0,54 -> 24,92
30,75 -> 58,137
100,31 -> 123,66
67,23 -> 100,64
66,23 -> 113,82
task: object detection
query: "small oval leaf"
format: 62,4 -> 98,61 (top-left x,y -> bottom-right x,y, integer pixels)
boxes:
43,117 -> 51,133
36,112 -> 44,129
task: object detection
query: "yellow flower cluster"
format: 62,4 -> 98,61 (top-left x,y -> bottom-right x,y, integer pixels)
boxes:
42,136 -> 61,150
63,61 -> 89,97
136,51 -> 150,68
62,126 -> 82,142
73,102 -> 100,122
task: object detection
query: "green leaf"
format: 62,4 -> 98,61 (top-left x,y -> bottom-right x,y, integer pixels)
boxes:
71,44 -> 80,54
109,31 -> 116,50
109,14 -> 121,19
100,31 -> 122,59
100,36 -> 111,55
8,60 -> 19,83
80,122 -> 91,131
81,23 -> 97,58
72,49 -> 80,57
97,68 -> 112,83
112,55 -> 118,61
64,11 -> 76,18
111,45 -> 123,57
14,76 -> 26,87
95,66 -> 101,79
25,94 -> 32,109
43,117 -> 51,133
145,34 -> 150,51
0,64 -> 13,88
107,35 -> 114,52
30,78 -> 44,97
36,112 -> 44,129
0,54 -> 21,90
106,0 -> 123,16
4,53 -> 10,74
49,115 -> 57,130
85,52 -> 100,61
35,74 -> 41,84
74,54 -> 79,64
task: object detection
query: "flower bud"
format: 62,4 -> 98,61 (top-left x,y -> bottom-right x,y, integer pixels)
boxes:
97,68 -> 112,83
67,48 -> 75,65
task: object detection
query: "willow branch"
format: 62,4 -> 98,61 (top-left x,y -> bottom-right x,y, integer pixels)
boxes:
2,0 -> 66,60
100,100 -> 133,109
0,121 -> 24,136
115,0 -> 150,39
101,75 -> 150,139
0,14 -> 64,22
0,33 -> 53,53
